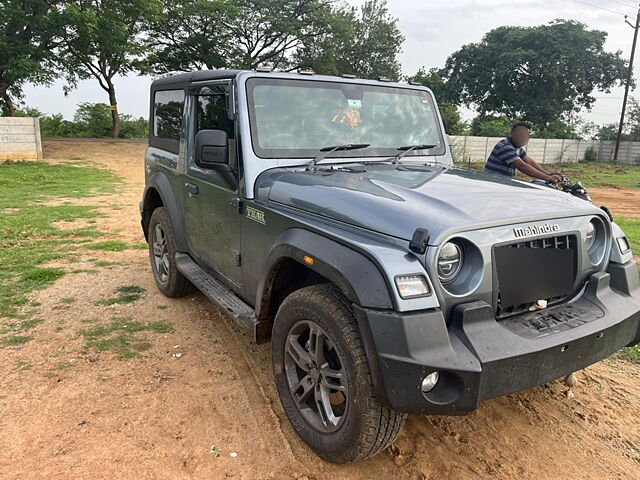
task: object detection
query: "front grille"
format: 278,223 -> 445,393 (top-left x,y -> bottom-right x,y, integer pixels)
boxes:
496,234 -> 578,318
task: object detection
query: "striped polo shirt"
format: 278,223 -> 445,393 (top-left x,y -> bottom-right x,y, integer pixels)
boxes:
484,137 -> 526,177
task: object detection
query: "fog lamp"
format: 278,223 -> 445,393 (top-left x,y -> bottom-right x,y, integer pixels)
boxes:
421,371 -> 440,393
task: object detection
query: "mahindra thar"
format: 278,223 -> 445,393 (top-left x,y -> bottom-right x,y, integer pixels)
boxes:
140,69 -> 640,463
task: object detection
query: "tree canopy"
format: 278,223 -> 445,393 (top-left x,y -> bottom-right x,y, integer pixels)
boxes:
55,0 -> 161,137
145,0 -> 335,72
295,0 -> 404,81
406,68 -> 469,135
144,0 -> 403,80
442,20 -> 628,129
0,0 -> 59,115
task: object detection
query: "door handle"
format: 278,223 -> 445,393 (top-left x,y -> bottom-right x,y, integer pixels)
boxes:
185,182 -> 199,196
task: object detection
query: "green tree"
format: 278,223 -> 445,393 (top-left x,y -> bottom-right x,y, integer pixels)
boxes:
443,20 -> 628,129
72,102 -> 112,137
146,0 -> 334,73
0,0 -> 58,116
56,0 -> 160,137
295,0 -> 404,81
406,68 -> 467,134
598,98 -> 640,141
470,115 -> 514,137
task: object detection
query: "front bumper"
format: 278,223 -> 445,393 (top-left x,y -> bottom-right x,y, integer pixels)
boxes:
356,260 -> 640,414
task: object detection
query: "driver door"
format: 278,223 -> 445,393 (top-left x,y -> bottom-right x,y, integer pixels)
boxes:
182,81 -> 243,288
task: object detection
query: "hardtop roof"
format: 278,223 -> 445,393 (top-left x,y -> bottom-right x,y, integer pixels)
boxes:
151,69 -> 242,87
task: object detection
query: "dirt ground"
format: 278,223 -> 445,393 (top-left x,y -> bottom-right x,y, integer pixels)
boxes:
1,140 -> 639,480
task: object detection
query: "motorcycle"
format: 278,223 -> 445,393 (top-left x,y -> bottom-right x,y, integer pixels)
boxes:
532,174 -> 592,202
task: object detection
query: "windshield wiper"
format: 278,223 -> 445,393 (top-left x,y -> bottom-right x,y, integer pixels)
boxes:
306,144 -> 370,171
391,144 -> 438,165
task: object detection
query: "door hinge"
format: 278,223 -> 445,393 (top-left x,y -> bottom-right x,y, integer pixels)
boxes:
231,250 -> 241,267
230,197 -> 242,214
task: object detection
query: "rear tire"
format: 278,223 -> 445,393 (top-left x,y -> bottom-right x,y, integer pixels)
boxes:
148,207 -> 195,298
272,283 -> 406,463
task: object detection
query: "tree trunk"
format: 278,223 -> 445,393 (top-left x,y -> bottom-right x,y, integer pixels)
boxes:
0,83 -> 15,116
106,81 -> 121,138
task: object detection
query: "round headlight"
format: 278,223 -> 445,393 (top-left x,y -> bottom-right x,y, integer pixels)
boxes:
586,220 -> 596,250
437,242 -> 463,283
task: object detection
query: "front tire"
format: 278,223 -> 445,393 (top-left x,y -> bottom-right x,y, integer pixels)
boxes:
148,207 -> 195,298
272,284 -> 406,463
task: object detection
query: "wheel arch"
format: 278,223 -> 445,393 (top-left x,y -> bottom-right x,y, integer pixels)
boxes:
254,228 -> 393,343
141,172 -> 188,251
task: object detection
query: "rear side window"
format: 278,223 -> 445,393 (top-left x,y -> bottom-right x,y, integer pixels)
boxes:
154,90 -> 185,140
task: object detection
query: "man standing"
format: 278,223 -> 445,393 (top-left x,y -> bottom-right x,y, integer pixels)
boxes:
485,122 -> 562,183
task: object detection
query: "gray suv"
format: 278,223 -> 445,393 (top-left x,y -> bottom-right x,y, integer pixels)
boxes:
140,69 -> 640,463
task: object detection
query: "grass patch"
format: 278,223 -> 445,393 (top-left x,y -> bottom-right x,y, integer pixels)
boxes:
454,161 -> 640,190
94,260 -> 119,267
70,269 -> 99,274
84,240 -> 129,252
0,160 -> 121,208
552,163 -> 640,190
15,360 -> 32,371
55,361 -> 74,370
79,316 -> 172,359
156,304 -> 167,310
116,285 -> 145,294
1,335 -> 33,347
0,161 -> 121,318
1,318 -> 44,335
84,241 -> 147,252
96,285 -> 146,306
59,296 -> 76,304
616,345 -> 640,364
615,218 -> 640,253
95,295 -> 141,306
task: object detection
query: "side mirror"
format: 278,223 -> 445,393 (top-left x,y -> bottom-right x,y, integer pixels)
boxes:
195,129 -> 228,168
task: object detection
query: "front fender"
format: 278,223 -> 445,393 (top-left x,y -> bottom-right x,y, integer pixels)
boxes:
144,171 -> 188,252
256,228 -> 394,312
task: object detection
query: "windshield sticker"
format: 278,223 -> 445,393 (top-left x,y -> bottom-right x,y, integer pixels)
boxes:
421,97 -> 430,104
246,206 -> 266,225
347,99 -> 362,109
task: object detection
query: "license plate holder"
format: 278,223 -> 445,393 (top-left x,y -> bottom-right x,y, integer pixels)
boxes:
495,245 -> 575,308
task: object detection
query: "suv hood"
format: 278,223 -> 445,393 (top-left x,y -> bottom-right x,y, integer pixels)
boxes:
255,164 -> 602,243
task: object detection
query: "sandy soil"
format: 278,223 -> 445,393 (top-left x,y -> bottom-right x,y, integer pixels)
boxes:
590,188 -> 640,219
0,140 -> 638,480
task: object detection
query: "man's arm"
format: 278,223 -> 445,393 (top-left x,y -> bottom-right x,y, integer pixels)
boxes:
524,155 -> 561,176
512,158 -> 561,183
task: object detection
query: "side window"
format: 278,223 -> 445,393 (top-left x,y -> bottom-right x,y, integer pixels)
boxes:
154,90 -> 185,140
195,85 -> 234,139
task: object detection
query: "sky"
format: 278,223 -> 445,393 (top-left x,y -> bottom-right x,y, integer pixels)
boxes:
21,0 -> 640,127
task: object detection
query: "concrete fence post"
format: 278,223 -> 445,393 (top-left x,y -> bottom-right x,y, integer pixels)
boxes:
598,140 -> 604,163
462,135 -> 467,162
484,137 -> 489,160
543,138 -> 548,163
34,117 -> 43,161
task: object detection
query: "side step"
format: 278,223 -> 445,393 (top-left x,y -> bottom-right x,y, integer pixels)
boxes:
175,253 -> 257,331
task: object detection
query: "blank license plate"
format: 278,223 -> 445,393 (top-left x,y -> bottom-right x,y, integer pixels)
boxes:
495,246 -> 575,307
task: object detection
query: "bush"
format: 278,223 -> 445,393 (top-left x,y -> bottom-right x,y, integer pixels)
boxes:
14,103 -> 148,139
583,146 -> 598,163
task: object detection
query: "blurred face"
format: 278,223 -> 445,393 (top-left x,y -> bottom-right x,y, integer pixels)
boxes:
510,126 -> 531,147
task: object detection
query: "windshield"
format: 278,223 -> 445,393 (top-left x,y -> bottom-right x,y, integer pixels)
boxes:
246,77 -> 446,159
